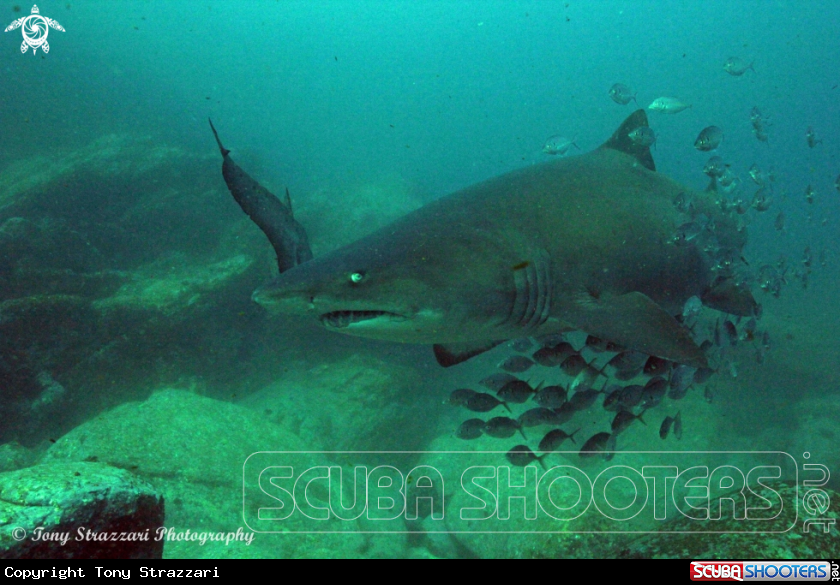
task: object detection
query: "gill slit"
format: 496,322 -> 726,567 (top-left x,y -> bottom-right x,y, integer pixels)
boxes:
504,252 -> 551,331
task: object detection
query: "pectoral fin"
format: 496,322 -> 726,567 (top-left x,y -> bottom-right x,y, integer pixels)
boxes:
433,340 -> 504,368
701,276 -> 758,316
571,291 -> 707,368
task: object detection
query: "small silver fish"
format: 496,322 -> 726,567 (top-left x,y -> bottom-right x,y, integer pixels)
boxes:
727,360 -> 739,378
774,211 -> 785,232
803,246 -> 813,268
611,410 -> 646,434
759,332 -> 771,354
534,384 -> 568,408
604,350 -> 649,375
673,411 -> 683,440
518,407 -> 562,429
748,163 -> 772,186
532,343 -> 576,367
751,188 -> 772,212
449,388 -> 478,406
539,428 -> 579,452
542,135 -> 579,156
694,126 -> 724,151
569,366 -> 599,393
694,367 -> 715,385
485,416 -> 525,439
757,264 -> 785,298
456,418 -> 485,440
602,386 -> 624,411
498,355 -> 535,373
673,191 -> 694,214
506,445 -> 546,468
508,338 -> 533,352
750,106 -> 769,132
497,379 -> 536,404
465,392 -> 509,413
806,126 -> 822,148
713,319 -> 721,346
648,97 -> 692,114
741,317 -> 757,342
748,164 -> 762,184
805,184 -> 815,204
669,366 -> 696,399
579,432 -> 614,459
718,167 -> 738,188
628,126 -> 656,147
723,56 -> 755,76
703,156 -> 727,178
560,354 -> 589,377
682,295 -> 703,319
723,320 -> 738,346
659,416 -> 674,439
617,385 -> 644,409
568,388 -> 601,411
753,127 -> 769,143
608,83 -> 637,105
640,378 -> 668,408
672,221 -> 703,245
479,373 -> 519,392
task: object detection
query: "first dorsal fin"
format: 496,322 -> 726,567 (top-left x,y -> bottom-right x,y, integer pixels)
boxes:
599,109 -> 656,172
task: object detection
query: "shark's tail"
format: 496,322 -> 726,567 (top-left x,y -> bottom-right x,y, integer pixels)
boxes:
208,118 -> 230,157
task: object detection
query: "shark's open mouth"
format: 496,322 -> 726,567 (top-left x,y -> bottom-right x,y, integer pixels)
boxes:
320,310 -> 403,329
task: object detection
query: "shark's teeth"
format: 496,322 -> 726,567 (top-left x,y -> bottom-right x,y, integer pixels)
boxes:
320,310 -> 395,328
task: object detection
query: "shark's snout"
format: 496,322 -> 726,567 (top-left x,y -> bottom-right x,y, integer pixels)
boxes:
252,271 -> 406,323
252,277 -> 315,315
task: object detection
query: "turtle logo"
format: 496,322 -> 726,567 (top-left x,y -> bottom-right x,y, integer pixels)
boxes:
5,5 -> 64,55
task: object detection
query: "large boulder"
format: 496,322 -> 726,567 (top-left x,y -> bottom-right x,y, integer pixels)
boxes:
0,462 -> 164,559
240,351 -> 438,455
40,388 -> 411,558
0,134 -> 279,445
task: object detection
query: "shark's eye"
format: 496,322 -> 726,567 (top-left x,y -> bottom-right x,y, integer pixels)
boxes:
349,271 -> 366,284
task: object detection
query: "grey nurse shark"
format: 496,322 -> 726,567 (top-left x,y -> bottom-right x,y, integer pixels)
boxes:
251,110 -> 756,368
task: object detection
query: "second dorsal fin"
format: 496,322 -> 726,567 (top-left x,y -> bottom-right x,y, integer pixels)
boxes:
599,109 -> 656,172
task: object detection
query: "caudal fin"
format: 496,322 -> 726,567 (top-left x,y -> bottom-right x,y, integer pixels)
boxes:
208,118 -> 230,157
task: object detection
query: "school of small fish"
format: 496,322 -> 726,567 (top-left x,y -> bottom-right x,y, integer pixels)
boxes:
511,61 -> 837,467
447,305 -> 775,465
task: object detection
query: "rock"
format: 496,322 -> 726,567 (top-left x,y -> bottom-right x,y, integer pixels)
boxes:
240,352 -> 434,454
0,442 -> 37,473
4,268 -> 127,300
410,431 -> 840,558
622,482 -> 840,559
406,436 -> 610,558
92,253 -> 255,316
295,175 -> 424,256
39,388 -> 409,558
0,217 -> 39,256
0,295 -> 97,442
42,388 -> 312,486
782,395 -> 840,492
0,294 -> 93,330
0,133 -> 297,446
0,462 -> 164,559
